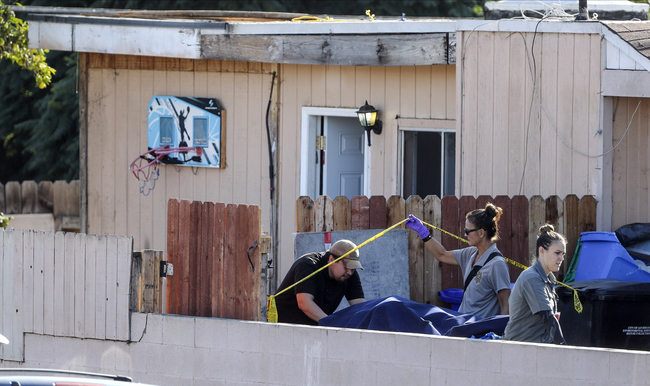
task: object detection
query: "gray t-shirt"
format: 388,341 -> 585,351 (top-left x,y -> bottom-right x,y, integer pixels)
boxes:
452,244 -> 511,318
503,260 -> 557,343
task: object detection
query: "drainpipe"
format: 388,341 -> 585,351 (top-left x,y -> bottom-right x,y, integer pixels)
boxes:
576,0 -> 589,20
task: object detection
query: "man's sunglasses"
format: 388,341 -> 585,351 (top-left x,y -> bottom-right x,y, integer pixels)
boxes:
464,227 -> 480,235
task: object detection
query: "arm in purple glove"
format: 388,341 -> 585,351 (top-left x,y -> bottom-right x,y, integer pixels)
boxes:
406,215 -> 430,240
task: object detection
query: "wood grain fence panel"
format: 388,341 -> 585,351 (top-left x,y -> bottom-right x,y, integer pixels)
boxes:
529,195 -> 546,264
332,196 -> 351,231
235,204 -> 250,320
0,230 -> 8,359
545,195 -> 564,235
116,236 -> 131,341
387,195 -> 406,227
22,230 -> 34,333
95,235 -> 107,340
68,180 -> 80,217
21,181 -> 37,214
84,234 -> 96,338
243,205 -> 262,321
578,196 -> 597,234
105,235 -> 118,341
154,250 -> 164,314
37,181 -> 53,214
178,200 -> 192,316
42,231 -> 55,335
74,233 -> 86,338
33,231 -> 44,334
189,201 -> 202,316
423,195 -> 442,306
563,194 -> 580,274
142,250 -> 155,313
54,232 -> 65,336
4,229 -> 22,360
494,196 -> 512,262
296,196 -> 314,232
351,196 -> 369,230
64,233 -> 75,337
200,202 -> 214,317
405,195 -> 424,303
369,196 -> 387,229
441,196 -> 460,290
223,204 -> 239,319
510,196 -> 529,281
314,196 -> 333,232
5,182 -> 20,214
166,199 -> 180,315
211,203 -> 226,318
475,195 -> 493,212
457,196 -> 477,288
52,180 -> 69,217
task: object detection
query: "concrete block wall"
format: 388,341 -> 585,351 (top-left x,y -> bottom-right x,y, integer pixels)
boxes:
2,313 -> 649,386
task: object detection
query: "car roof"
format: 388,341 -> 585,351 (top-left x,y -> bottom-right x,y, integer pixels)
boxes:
0,369 -> 159,386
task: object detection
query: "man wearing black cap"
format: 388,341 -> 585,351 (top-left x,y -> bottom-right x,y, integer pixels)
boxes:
274,239 -> 366,325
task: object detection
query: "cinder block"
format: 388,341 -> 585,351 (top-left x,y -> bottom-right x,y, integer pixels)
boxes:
226,320 -> 262,353
259,323 -> 296,355
137,313 -> 164,344
500,340 -> 538,376
361,361 -> 378,384
24,334 -> 55,363
130,313 -> 147,342
428,367 -> 447,386
237,352 -> 275,383
195,317 -> 228,350
85,339 -> 116,370
463,339 -> 503,373
377,363 -> 430,385
572,347 -> 611,381
162,315 -> 195,346
193,377 -> 226,386
114,344 -> 133,373
394,333 -> 434,367
536,345 -> 573,379
54,337 -> 87,367
141,343 -> 164,373
270,353 -> 302,385
608,349 -> 647,385
193,347 -> 213,379
430,336 -> 465,371
360,330 -> 396,364
159,345 -> 195,377
325,327 -> 362,361
479,372 -> 539,386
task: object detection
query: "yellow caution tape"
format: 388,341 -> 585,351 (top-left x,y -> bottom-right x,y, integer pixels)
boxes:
291,15 -> 346,22
421,220 -> 582,313
267,218 -> 408,323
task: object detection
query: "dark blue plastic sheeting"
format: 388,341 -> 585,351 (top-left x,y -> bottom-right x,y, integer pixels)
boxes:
319,296 -> 509,337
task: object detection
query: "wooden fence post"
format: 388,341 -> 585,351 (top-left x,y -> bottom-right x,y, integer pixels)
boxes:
129,252 -> 143,312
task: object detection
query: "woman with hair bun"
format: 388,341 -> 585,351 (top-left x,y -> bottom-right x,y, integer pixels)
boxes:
406,203 -> 511,317
503,224 -> 567,344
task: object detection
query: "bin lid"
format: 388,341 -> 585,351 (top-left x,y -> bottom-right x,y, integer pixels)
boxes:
557,279 -> 650,301
580,232 -> 620,243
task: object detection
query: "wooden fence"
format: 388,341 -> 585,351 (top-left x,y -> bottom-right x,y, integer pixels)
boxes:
296,194 -> 597,306
0,228 -> 132,361
166,199 -> 265,321
0,180 -> 80,231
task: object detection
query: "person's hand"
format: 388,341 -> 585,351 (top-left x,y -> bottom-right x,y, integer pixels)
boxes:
406,214 -> 430,239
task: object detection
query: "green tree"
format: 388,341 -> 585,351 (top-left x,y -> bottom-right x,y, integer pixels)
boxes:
0,0 -> 55,88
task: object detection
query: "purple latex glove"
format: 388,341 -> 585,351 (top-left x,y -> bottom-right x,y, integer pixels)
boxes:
406,214 -> 429,239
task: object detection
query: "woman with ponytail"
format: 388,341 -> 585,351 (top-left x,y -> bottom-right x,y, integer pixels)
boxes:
406,203 -> 511,317
503,224 -> 567,344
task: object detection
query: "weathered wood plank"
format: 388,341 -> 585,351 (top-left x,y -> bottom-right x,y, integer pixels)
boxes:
5,181 -> 21,214
457,196 -> 477,288
33,231 -> 44,334
166,199 -> 179,315
223,204 -> 239,319
332,196 -> 351,231
511,196 -> 529,282
423,195 -> 443,306
199,202 -> 214,317
243,205 -> 262,321
129,251 -> 142,313
386,195 -> 406,227
494,196 -> 512,263
296,196 -> 314,233
545,195 -> 564,235
211,203 -> 226,318
42,231 -> 55,336
563,194 -> 580,274
52,180 -> 69,216
95,235 -> 107,339
105,235 -> 118,341
155,250 -> 164,314
37,181 -> 53,213
116,237 -> 132,341
351,196 -> 369,230
141,250 -> 155,314
528,195 -> 546,264
177,200 -> 192,316
53,232 -> 65,336
314,195 -> 333,232
63,233 -> 75,337
578,196 -> 597,234
201,34 -> 451,66
188,201 -> 201,317
368,196 -> 387,229
22,230 -> 34,333
21,181 -> 38,214
405,195 -> 424,303
74,233 -> 86,338
441,196 -> 460,291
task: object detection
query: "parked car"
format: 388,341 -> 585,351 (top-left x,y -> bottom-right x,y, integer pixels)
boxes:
0,369 -> 159,386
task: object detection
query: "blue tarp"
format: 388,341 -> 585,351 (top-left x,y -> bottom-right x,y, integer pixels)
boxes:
319,296 -> 509,337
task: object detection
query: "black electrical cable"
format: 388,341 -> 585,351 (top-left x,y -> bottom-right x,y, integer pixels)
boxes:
266,72 -> 277,200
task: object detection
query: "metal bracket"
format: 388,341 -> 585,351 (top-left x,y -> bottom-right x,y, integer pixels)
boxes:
160,261 -> 173,277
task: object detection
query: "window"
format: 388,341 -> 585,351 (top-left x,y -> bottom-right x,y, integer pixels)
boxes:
401,130 -> 455,198
159,116 -> 174,145
193,117 -> 208,147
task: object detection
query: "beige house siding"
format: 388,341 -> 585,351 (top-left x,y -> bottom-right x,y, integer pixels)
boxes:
86,56 -> 274,251
457,31 -> 602,199
612,97 -> 650,230
277,64 -> 456,277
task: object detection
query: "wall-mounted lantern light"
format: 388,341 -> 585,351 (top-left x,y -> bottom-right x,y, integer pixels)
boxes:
356,100 -> 382,146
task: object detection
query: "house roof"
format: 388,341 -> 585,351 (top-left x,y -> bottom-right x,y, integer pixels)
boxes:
602,21 -> 650,62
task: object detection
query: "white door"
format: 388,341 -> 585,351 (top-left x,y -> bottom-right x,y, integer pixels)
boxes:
323,116 -> 365,199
